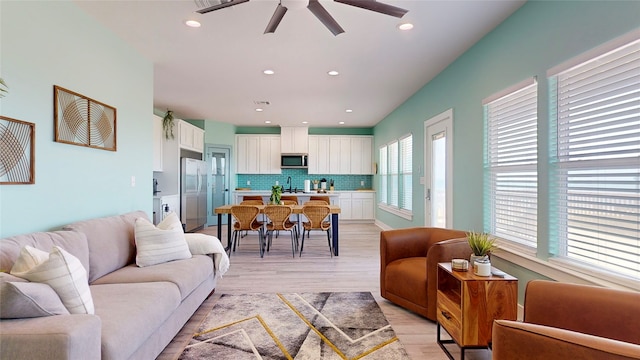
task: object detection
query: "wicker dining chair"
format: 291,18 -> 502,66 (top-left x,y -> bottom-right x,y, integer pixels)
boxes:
300,204 -> 333,257
230,205 -> 266,257
263,205 -> 299,257
242,195 -> 264,203
308,196 -> 330,204
280,195 -> 298,205
239,199 -> 265,239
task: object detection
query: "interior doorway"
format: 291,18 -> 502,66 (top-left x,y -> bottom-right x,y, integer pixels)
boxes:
424,109 -> 453,228
205,145 -> 230,226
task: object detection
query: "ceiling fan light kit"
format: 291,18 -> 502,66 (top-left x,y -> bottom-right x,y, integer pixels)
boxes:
196,0 -> 408,36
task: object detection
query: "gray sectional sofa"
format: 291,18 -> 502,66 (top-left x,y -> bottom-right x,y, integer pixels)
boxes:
0,211 -> 220,360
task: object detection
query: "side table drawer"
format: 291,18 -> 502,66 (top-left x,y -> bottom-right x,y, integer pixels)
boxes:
437,290 -> 462,343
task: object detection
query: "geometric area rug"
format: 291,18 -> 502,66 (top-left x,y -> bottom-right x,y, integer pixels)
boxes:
178,292 -> 410,360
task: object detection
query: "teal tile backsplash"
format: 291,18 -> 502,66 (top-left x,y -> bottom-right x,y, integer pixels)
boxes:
237,169 -> 372,191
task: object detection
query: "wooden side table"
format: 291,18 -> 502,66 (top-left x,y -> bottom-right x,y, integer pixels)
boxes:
436,262 -> 518,360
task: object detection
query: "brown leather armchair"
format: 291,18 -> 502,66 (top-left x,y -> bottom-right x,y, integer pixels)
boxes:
492,280 -> 640,360
380,227 -> 471,321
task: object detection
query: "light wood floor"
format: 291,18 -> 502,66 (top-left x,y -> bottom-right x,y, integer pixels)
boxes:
157,223 -> 491,360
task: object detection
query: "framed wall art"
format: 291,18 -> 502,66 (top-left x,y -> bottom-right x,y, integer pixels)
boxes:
54,85 -> 117,151
0,116 -> 35,185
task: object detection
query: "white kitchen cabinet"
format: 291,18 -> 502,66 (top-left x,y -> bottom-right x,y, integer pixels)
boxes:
259,136 -> 282,174
308,135 -> 330,174
329,136 -> 352,174
338,192 -> 353,219
236,135 -> 281,174
280,126 -> 308,154
351,192 -> 375,220
350,136 -> 373,174
179,120 -> 204,153
152,114 -> 163,172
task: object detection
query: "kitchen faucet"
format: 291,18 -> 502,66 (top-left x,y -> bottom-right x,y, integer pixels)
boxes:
286,176 -> 292,193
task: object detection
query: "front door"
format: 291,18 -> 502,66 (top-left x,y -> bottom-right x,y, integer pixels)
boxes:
205,145 -> 230,226
424,109 -> 453,228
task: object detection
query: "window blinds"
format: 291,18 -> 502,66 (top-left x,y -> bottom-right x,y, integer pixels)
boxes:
400,135 -> 413,211
389,141 -> 399,207
550,38 -> 640,279
379,146 -> 388,204
484,79 -> 538,247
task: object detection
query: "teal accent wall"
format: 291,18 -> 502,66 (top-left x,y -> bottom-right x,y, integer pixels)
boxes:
374,0 -> 640,231
237,169 -> 372,191
373,0 -> 640,297
1,1 -> 153,237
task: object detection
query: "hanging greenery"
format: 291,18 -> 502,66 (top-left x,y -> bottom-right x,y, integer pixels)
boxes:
163,110 -> 174,139
0,78 -> 8,98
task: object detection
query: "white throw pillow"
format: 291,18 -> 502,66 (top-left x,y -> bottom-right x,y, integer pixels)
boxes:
10,246 -> 95,315
134,212 -> 192,267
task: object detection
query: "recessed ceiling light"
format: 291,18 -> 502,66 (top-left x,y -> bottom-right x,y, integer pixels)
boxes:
327,70 -> 339,76
185,20 -> 201,28
263,69 -> 275,75
398,23 -> 413,31
345,109 -> 353,113
256,108 -> 264,112
265,120 -> 271,124
339,121 -> 345,125
302,121 -> 309,124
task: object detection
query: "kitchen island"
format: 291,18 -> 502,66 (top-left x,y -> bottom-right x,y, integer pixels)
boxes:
232,190 -> 340,205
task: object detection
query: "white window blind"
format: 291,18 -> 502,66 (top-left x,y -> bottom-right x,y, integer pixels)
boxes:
550,38 -> 640,280
484,78 -> 538,247
400,135 -> 413,211
379,146 -> 388,204
389,141 -> 399,207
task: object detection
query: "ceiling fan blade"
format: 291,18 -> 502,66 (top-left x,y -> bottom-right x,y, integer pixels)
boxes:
334,0 -> 408,18
308,0 -> 345,36
196,0 -> 250,14
264,4 -> 288,34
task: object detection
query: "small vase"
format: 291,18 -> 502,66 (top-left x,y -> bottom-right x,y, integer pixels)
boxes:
470,254 -> 488,266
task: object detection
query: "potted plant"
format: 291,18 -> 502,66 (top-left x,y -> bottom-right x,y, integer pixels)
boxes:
466,231 -> 497,265
163,110 -> 175,139
270,185 -> 282,205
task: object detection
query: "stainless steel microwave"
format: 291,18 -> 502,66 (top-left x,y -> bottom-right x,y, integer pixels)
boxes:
281,154 -> 308,168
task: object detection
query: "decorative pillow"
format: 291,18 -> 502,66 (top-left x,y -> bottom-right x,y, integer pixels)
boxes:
134,212 -> 192,267
10,246 -> 95,315
10,246 -> 49,273
0,281 -> 70,319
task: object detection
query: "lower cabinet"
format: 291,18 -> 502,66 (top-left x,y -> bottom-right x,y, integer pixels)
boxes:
338,192 -> 374,221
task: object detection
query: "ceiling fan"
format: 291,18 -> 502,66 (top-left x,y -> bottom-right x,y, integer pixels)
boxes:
195,0 -> 409,36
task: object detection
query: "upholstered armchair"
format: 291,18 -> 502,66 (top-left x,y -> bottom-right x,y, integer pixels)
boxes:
379,227 -> 471,321
492,280 -> 640,360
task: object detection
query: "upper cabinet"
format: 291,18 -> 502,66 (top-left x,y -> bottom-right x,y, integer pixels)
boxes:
152,114 -> 164,172
179,120 -> 204,153
236,135 -> 281,174
280,127 -> 308,154
309,135 -> 373,175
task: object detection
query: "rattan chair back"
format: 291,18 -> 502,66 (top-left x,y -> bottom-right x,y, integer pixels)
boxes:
242,195 -> 264,204
241,200 -> 264,205
308,196 -> 329,204
263,205 -> 295,231
302,204 -> 331,231
231,205 -> 262,231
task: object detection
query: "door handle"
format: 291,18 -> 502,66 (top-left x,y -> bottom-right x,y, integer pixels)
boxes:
426,188 -> 431,201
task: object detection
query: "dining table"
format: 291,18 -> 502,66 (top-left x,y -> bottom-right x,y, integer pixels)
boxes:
214,204 -> 342,256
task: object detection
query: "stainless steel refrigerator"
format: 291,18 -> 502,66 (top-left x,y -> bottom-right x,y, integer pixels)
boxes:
181,158 -> 208,232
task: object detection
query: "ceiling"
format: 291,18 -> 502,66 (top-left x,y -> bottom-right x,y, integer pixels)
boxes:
74,0 -> 526,128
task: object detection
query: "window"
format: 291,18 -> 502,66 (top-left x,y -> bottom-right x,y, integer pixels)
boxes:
549,38 -> 640,280
379,134 -> 413,215
483,78 -> 538,248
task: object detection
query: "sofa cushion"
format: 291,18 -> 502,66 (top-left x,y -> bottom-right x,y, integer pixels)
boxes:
10,246 -> 94,314
90,282 -> 182,360
91,255 -> 213,300
134,213 -> 191,267
0,281 -> 70,319
0,231 -> 90,275
63,211 -> 148,283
